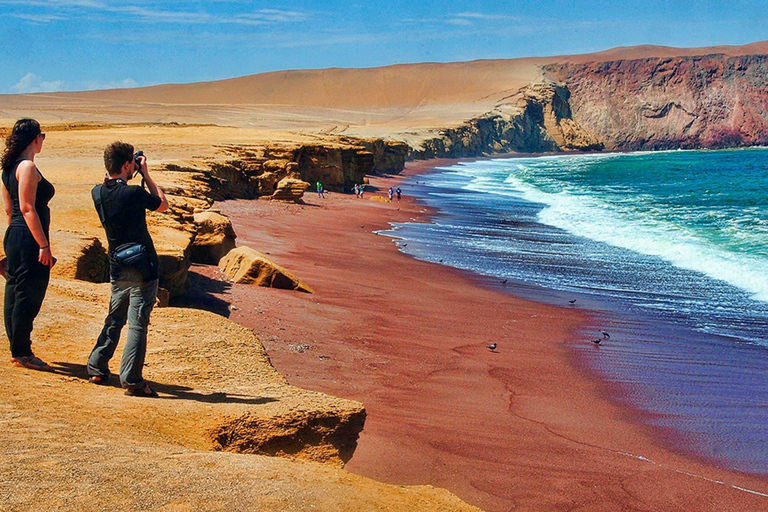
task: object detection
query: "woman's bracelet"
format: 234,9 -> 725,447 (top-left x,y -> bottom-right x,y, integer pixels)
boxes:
40,245 -> 49,250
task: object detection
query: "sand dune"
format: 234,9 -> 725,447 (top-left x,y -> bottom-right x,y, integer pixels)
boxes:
2,41 -> 765,135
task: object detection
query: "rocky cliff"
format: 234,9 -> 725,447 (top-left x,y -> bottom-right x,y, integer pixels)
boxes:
410,81 -> 603,159
178,138 -> 408,202
544,54 -> 768,150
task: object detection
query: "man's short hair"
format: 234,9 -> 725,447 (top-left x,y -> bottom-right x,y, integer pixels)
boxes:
104,141 -> 134,176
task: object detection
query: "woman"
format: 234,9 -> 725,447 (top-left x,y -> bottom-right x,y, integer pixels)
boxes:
1,118 -> 56,371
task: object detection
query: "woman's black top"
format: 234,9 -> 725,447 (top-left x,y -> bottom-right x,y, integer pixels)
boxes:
3,159 -> 55,237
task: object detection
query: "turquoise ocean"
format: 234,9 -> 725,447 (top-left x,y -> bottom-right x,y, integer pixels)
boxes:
384,148 -> 768,474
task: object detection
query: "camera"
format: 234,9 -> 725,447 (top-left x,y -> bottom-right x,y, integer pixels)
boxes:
133,151 -> 144,177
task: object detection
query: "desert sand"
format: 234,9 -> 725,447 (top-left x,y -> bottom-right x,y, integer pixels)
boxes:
2,42 -> 768,511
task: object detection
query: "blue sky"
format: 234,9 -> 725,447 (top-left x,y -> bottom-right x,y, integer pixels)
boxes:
0,0 -> 765,94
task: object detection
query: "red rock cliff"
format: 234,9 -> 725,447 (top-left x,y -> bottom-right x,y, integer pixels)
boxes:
544,54 -> 768,150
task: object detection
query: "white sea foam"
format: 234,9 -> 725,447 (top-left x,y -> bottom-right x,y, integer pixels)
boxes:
453,161 -> 768,303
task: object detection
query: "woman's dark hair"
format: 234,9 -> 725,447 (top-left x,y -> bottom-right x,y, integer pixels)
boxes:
1,118 -> 41,176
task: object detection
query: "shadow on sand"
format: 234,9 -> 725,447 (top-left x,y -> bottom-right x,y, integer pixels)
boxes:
52,361 -> 278,405
170,265 -> 232,317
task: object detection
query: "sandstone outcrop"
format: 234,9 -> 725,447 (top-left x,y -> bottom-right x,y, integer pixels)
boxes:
49,231 -> 109,283
410,81 -> 603,159
271,177 -> 310,202
209,407 -> 366,465
544,54 -> 768,150
219,246 -> 313,293
0,276 -> 479,510
190,211 -> 237,264
171,138 -> 408,202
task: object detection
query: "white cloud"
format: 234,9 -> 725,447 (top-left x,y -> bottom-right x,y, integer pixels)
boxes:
11,13 -> 67,23
81,78 -> 139,90
454,12 -> 522,22
11,73 -> 63,93
445,18 -> 474,26
0,1 -> 311,27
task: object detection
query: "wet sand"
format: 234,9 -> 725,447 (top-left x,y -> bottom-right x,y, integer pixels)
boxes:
188,161 -> 768,511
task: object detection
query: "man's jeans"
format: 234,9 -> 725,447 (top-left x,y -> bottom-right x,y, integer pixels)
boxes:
87,278 -> 158,388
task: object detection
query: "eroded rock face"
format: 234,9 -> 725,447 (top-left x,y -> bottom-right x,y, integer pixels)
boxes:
544,54 -> 768,150
190,211 -> 237,264
208,407 -> 366,465
411,81 -> 603,159
520,81 -> 604,151
50,232 -> 109,283
173,138 -> 408,201
271,177 -> 310,203
219,246 -> 313,292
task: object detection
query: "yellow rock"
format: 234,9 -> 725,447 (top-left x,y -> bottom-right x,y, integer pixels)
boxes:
219,246 -> 313,293
191,211 -> 237,264
271,177 -> 310,203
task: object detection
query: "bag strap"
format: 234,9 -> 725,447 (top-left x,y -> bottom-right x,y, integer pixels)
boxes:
92,184 -> 118,241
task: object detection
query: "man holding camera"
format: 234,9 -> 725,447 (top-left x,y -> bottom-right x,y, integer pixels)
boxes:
87,142 -> 168,397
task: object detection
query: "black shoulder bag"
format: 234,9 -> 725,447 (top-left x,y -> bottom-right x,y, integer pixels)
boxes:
92,184 -> 154,280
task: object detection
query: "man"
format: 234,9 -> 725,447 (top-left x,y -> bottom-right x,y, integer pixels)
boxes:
87,142 -> 168,397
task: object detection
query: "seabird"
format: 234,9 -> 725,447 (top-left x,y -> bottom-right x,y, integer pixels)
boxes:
487,343 -> 497,351
501,279 -> 508,284
568,299 -> 577,305
601,331 -> 610,339
590,338 -> 602,345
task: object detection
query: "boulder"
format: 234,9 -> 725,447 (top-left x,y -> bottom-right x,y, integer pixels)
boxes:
190,211 -> 237,265
271,177 -> 310,203
219,246 -> 313,293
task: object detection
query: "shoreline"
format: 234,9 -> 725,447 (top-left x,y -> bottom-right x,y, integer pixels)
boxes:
193,159 -> 768,510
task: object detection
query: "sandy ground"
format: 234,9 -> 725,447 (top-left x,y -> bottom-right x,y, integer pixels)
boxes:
0,131 -> 482,511
191,161 -> 768,511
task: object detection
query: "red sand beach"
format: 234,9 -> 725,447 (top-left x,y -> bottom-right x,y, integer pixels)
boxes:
188,161 -> 768,511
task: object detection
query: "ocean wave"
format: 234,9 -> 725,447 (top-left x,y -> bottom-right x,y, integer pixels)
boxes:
458,164 -> 768,303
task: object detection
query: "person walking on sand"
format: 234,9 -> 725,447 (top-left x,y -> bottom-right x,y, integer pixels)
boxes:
316,181 -> 325,198
1,119 -> 57,372
396,186 -> 402,202
353,183 -> 359,197
388,187 -> 394,202
359,183 -> 365,198
87,142 -> 168,397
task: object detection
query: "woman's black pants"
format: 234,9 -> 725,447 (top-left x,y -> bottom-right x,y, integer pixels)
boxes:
3,226 -> 50,358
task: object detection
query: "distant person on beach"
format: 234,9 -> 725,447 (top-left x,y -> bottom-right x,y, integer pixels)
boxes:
87,142 -> 168,397
316,181 -> 325,198
353,183 -> 359,197
396,187 -> 402,201
359,183 -> 365,198
1,119 -> 56,372
388,187 -> 394,202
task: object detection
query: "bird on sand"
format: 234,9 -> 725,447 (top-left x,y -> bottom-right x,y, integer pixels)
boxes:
501,279 -> 508,284
568,299 -> 577,305
590,338 -> 602,345
487,343 -> 497,351
360,224 -> 365,229
600,331 -> 611,339
402,243 -> 407,247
